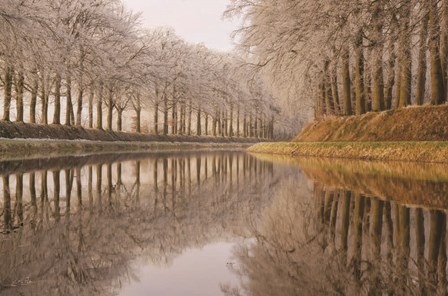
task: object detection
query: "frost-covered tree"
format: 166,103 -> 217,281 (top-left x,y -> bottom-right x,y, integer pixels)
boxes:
0,0 -> 281,139
226,0 -> 448,123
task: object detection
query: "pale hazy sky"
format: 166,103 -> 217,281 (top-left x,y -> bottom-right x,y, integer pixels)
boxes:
123,0 -> 237,51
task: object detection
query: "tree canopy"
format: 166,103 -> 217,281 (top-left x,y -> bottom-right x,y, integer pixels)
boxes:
0,0 -> 291,139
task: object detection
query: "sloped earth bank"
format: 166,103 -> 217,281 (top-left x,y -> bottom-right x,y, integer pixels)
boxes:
296,105 -> 448,142
0,140 -> 255,161
0,121 -> 264,143
248,105 -> 448,163
0,121 -> 265,159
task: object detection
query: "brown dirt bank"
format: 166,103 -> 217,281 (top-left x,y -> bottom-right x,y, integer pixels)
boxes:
296,105 -> 448,142
0,121 -> 264,144
0,139 -> 252,161
0,121 -> 263,143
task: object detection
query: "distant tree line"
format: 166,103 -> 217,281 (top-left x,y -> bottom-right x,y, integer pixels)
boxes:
226,0 -> 448,119
0,0 -> 280,139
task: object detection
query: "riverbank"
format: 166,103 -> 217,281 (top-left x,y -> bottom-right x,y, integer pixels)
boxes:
296,105 -> 448,142
248,142 -> 448,163
0,139 -> 252,161
249,105 -> 448,163
0,121 -> 266,159
0,121 -> 265,143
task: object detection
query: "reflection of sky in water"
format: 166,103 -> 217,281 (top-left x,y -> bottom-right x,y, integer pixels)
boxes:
120,242 -> 237,296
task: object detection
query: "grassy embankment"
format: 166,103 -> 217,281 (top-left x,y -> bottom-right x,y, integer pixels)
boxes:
249,105 -> 448,163
0,121 -> 262,158
0,139 -> 251,161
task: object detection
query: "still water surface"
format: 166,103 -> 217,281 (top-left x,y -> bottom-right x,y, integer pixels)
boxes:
0,151 -> 447,295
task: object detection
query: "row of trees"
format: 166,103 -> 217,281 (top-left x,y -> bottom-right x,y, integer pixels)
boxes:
0,0 -> 280,139
226,0 -> 448,119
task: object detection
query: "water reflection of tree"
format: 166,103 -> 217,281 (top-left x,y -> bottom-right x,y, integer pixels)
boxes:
226,178 -> 448,296
0,152 -> 277,296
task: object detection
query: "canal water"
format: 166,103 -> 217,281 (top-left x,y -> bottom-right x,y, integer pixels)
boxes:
0,151 -> 447,295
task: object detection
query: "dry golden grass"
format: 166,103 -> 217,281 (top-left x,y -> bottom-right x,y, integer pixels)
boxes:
248,142 -> 448,163
296,105 -> 448,142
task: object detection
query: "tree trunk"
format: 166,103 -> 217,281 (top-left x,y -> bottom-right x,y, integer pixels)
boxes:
107,86 -> 113,130
163,94 -> 168,135
154,102 -> 159,135
440,0 -> 448,99
196,107 -> 201,136
341,44 -> 353,115
364,48 -> 372,112
331,62 -> 341,115
15,72 -> 24,122
174,102 -> 178,134
254,115 -> 259,138
385,17 -> 397,109
76,83 -> 83,126
53,74 -> 62,124
65,74 -> 73,126
260,116 -> 265,138
30,75 -> 38,123
429,0 -> 446,105
243,112 -> 247,137
41,73 -> 48,124
88,83 -> 94,128
237,106 -> 240,137
180,102 -> 186,134
249,113 -> 253,137
416,8 -> 429,106
324,60 -> 335,115
178,102 -> 183,135
136,107 -> 141,133
3,66 -> 12,121
213,111 -> 217,137
171,102 -> 176,135
317,81 -> 325,116
187,100 -> 192,136
398,1 -> 412,108
229,104 -> 234,137
371,2 -> 385,112
224,110 -> 228,136
117,110 -> 123,131
205,113 -> 209,136
354,29 -> 366,115
394,52 -> 403,109
217,111 -> 222,136
96,82 -> 103,129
